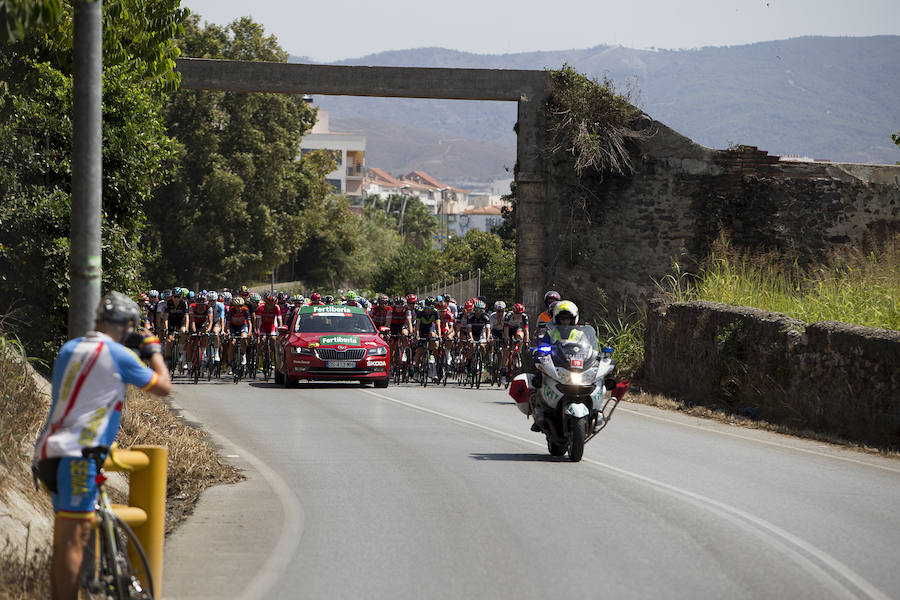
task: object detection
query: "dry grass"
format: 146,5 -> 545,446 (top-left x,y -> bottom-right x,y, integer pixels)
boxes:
118,388 -> 244,534
0,332 -> 52,600
627,389 -> 900,458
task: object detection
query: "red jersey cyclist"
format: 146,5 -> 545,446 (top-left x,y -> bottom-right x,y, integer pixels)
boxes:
225,296 -> 253,373
256,291 -> 283,370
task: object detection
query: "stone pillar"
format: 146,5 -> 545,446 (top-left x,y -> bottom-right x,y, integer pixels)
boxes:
515,90 -> 549,318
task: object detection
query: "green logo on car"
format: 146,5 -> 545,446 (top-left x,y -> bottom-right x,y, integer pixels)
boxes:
318,335 -> 360,346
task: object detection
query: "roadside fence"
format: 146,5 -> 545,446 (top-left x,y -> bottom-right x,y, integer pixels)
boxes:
417,270 -> 481,302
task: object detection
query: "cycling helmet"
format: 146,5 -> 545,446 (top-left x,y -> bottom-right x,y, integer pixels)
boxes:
294,294 -> 304,303
233,296 -> 245,307
552,300 -> 579,325
346,290 -> 357,300
494,300 -> 506,311
240,285 -> 250,296
425,296 -> 436,307
188,291 -> 195,300
378,294 -> 388,304
513,302 -> 525,314
406,294 -> 417,304
223,291 -> 233,301
464,300 -> 474,311
473,300 -> 486,311
251,292 -> 261,302
393,296 -> 404,306
437,299 -> 448,309
96,292 -> 141,326
173,287 -> 183,297
198,292 -> 207,301
163,289 -> 173,299
324,295 -> 334,304
543,290 -> 561,307
277,292 -> 286,301
208,292 -> 219,301
148,289 -> 159,299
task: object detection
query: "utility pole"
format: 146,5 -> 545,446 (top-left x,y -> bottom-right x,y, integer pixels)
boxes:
69,0 -> 103,339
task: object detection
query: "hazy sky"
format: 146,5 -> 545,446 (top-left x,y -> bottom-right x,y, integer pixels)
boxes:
183,0 -> 899,62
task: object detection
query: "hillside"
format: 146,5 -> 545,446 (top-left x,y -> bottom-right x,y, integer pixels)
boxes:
291,36 -> 900,187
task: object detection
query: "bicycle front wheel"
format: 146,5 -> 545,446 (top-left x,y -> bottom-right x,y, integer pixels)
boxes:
81,512 -> 154,600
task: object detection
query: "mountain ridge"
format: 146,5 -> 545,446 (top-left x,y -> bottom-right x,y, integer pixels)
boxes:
290,36 -> 900,188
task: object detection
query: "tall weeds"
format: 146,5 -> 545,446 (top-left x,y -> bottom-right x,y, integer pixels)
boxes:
658,231 -> 900,331
594,304 -> 645,379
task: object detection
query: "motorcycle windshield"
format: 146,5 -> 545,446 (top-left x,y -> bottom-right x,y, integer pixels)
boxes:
543,325 -> 599,369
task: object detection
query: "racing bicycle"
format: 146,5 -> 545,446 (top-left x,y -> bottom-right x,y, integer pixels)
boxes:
79,445 -> 154,600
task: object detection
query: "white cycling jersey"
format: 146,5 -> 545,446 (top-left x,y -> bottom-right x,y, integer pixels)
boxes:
34,332 -> 157,461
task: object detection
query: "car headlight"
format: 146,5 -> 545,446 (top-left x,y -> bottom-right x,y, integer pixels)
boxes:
290,346 -> 314,355
367,346 -> 387,356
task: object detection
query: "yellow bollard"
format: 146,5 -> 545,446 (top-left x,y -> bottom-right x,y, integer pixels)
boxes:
102,445 -> 167,597
128,445 -> 167,599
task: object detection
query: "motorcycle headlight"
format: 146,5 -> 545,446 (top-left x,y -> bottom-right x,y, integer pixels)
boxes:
367,346 -> 387,356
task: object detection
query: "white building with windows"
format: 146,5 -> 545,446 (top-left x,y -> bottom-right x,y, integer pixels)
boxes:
299,103 -> 366,198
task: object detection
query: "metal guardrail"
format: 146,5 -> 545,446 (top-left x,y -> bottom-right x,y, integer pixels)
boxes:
103,445 -> 167,598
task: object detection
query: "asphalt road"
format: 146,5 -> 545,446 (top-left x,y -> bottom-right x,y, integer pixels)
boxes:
162,376 -> 900,600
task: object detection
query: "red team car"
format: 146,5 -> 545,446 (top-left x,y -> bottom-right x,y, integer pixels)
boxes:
275,304 -> 390,388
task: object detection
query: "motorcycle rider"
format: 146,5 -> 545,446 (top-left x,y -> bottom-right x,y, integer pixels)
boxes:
535,290 -> 561,337
529,300 -> 580,430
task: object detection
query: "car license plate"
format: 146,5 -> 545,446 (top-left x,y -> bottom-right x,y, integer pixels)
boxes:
326,360 -> 357,369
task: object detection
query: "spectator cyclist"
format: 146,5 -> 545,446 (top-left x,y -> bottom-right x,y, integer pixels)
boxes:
33,292 -> 170,600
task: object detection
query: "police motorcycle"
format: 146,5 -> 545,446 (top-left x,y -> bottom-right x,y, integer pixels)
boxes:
509,322 -> 628,462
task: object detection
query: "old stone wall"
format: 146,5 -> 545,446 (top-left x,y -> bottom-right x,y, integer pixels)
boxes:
643,300 -> 900,447
528,115 -> 900,321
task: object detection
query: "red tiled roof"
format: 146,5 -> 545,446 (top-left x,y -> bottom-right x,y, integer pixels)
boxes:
406,171 -> 445,188
463,205 -> 504,215
366,167 -> 403,187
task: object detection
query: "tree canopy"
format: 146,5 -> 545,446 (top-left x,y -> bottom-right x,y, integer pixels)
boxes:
0,0 -> 186,359
145,14 -> 323,288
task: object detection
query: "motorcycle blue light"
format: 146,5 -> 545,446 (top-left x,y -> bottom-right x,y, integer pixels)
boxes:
537,345 -> 552,353
601,347 -> 615,355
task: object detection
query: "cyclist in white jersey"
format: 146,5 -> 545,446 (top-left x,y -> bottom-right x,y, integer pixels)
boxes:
33,292 -> 170,600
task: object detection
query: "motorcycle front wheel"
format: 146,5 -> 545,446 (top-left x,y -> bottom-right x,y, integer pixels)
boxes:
568,417 -> 586,462
547,438 -> 567,457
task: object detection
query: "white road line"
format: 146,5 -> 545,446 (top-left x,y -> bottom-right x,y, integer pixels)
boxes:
617,405 -> 900,475
167,398 -> 305,600
362,389 -> 891,600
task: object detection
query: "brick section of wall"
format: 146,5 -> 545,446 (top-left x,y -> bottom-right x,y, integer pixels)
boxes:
643,300 -> 900,447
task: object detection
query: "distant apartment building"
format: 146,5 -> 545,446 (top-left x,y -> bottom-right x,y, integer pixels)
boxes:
299,103 -> 365,198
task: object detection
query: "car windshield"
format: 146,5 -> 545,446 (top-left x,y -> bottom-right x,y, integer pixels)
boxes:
295,312 -> 375,334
